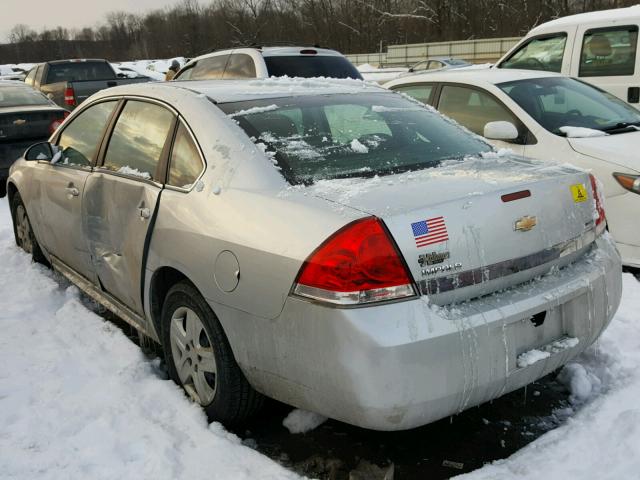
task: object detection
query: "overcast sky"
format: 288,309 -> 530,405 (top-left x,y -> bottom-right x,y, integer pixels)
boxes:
0,0 -> 185,42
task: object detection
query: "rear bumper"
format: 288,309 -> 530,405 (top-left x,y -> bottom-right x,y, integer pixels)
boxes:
233,235 -> 621,430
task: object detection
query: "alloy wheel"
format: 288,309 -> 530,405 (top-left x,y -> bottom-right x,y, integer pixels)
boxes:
15,205 -> 33,254
169,306 -> 217,405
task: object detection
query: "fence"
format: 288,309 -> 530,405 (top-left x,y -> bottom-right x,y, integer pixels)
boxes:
346,36 -> 521,67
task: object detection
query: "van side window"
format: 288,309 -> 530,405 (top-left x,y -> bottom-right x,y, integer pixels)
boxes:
438,85 -> 519,137
103,101 -> 174,180
191,55 -> 230,80
223,54 -> 257,79
579,26 -> 638,77
500,34 -> 567,73
57,101 -> 117,167
392,84 -> 435,105
168,123 -> 204,189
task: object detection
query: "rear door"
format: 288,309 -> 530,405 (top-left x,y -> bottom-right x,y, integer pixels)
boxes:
32,99 -> 118,283
85,98 -> 176,314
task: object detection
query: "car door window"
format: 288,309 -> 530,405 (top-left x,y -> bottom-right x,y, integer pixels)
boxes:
500,34 -> 567,72
103,100 -> 174,180
167,122 -> 204,188
174,66 -> 193,80
579,26 -> 638,77
57,100 -> 117,167
25,67 -> 37,85
393,84 -> 435,105
191,55 -> 230,80
438,85 -> 518,136
223,54 -> 256,79
428,61 -> 444,70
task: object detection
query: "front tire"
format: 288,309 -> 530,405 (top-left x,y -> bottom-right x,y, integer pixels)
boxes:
161,281 -> 263,425
10,193 -> 48,265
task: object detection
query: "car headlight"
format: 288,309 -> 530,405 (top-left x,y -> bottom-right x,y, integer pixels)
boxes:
613,172 -> 640,195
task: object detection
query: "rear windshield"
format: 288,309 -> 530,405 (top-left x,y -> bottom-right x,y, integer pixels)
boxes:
0,86 -> 49,107
45,62 -> 115,83
263,56 -> 362,79
220,92 -> 491,184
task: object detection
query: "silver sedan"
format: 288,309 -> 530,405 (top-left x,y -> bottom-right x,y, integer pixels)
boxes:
2,78 -> 622,430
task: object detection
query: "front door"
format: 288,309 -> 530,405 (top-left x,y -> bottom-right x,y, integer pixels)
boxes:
84,99 -> 175,315
34,100 -> 118,282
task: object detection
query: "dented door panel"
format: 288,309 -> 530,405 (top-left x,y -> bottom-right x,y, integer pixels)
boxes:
83,171 -> 160,315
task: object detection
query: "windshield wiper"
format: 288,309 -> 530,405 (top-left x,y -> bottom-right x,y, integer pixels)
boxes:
601,121 -> 640,134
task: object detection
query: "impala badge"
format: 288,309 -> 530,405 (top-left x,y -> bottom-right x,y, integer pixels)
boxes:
515,215 -> 537,232
13,119 -> 26,126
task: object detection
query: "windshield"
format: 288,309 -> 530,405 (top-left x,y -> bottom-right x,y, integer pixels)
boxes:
263,56 -> 362,80
220,92 -> 491,184
0,86 -> 49,107
498,77 -> 640,135
45,62 -> 115,83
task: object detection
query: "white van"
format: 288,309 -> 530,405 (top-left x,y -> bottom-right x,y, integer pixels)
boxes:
495,6 -> 640,105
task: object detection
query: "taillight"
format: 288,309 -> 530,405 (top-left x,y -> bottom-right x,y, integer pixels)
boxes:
48,111 -> 69,135
613,172 -> 640,195
589,174 -> 606,235
64,87 -> 76,106
292,217 -> 416,306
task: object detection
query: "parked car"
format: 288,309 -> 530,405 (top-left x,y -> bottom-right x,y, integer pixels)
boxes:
174,46 -> 362,81
385,68 -> 640,269
24,59 -> 151,110
495,5 -> 640,105
2,79 -> 621,431
0,81 -> 67,197
404,57 -> 472,75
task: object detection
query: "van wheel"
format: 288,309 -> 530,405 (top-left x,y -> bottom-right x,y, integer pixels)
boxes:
11,194 -> 48,265
161,281 -> 263,425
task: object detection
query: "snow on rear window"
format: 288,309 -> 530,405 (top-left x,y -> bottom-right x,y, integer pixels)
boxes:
221,92 -> 491,184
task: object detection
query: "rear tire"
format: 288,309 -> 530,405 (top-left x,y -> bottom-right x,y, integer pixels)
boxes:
161,281 -> 263,425
10,193 -> 48,265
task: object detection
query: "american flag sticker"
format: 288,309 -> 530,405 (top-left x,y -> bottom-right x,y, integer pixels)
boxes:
411,216 -> 449,248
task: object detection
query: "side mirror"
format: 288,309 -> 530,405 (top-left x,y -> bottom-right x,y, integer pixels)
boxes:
484,121 -> 519,141
25,142 -> 53,161
117,72 -> 126,78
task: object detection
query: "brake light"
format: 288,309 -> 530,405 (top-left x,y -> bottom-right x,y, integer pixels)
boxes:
299,49 -> 317,55
589,174 -> 606,235
292,217 -> 416,305
64,87 -> 76,106
48,112 -> 69,135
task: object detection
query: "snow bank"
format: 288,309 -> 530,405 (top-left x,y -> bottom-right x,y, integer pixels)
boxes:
559,126 -> 608,138
282,409 -> 327,434
458,273 -> 640,480
0,198 -> 299,480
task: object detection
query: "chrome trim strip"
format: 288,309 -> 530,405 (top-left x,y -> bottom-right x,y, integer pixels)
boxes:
419,227 -> 598,296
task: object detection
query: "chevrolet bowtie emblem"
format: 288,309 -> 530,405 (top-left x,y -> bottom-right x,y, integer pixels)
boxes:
13,119 -> 26,126
515,215 -> 537,232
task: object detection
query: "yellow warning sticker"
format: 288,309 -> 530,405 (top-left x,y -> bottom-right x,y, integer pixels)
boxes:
571,183 -> 589,203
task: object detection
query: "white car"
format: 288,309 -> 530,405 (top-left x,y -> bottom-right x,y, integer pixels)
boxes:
385,68 -> 640,268
174,46 -> 362,81
494,5 -> 640,105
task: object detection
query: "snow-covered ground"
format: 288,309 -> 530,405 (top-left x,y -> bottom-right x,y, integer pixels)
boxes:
460,272 -> 640,479
0,191 -> 639,479
0,197 -> 299,480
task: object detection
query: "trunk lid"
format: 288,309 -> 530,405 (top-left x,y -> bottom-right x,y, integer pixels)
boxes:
309,155 -> 598,304
0,106 -> 66,142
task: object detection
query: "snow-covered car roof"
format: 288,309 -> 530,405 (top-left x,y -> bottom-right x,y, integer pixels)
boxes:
93,77 -> 387,104
384,68 -> 561,89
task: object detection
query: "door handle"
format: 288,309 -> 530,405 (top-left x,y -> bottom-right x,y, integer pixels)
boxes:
138,207 -> 151,219
65,186 -> 79,197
